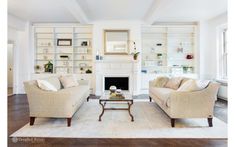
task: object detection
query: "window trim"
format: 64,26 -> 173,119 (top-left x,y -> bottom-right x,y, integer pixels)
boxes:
217,24 -> 227,81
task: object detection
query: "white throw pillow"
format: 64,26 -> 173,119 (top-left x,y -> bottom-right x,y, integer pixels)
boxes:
177,79 -> 210,92
37,80 -> 58,91
59,75 -> 79,88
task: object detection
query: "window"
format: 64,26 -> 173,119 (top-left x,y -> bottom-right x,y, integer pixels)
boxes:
217,25 -> 227,80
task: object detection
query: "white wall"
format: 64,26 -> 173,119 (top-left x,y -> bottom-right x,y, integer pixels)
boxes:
8,14 -> 33,94
92,20 -> 142,94
199,12 -> 227,80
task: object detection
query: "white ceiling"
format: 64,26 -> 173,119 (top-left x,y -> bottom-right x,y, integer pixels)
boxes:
8,0 -> 227,24
8,0 -> 78,23
76,0 -> 154,21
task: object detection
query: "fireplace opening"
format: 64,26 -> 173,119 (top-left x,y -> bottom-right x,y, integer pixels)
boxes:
104,77 -> 129,90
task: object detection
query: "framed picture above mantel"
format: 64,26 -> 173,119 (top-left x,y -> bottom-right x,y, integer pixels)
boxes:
57,39 -> 72,46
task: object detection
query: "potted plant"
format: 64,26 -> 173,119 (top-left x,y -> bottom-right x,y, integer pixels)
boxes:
133,52 -> 140,60
130,41 -> 140,60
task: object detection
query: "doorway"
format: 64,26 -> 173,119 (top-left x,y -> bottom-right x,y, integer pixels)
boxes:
7,43 -> 14,96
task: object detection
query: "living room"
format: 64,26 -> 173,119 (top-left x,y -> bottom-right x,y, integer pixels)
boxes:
0,0 -> 234,146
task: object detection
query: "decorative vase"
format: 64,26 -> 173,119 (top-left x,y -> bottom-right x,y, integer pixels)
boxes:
186,54 -> 193,59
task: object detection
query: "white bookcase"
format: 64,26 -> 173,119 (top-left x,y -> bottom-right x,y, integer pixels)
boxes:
141,25 -> 197,75
141,25 -> 198,91
34,25 -> 93,75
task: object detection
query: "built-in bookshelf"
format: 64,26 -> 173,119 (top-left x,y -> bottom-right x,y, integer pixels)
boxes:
141,25 -> 197,75
141,25 -> 198,91
34,25 -> 93,74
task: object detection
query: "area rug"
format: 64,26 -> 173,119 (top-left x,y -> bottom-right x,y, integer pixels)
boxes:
11,100 -> 227,138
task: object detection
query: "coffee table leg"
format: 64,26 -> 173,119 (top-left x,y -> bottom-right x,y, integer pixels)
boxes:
128,101 -> 134,122
99,101 -> 105,121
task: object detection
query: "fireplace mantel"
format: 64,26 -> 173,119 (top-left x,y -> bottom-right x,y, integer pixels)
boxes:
95,60 -> 140,95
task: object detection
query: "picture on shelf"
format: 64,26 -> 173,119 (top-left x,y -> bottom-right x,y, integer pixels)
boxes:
57,39 -> 72,46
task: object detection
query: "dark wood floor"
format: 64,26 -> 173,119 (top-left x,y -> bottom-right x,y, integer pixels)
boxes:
8,94 -> 227,147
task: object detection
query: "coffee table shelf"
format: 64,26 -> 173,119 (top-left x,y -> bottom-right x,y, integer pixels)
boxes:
98,93 -> 134,122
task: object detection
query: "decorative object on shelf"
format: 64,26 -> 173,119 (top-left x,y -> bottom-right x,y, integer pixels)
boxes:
109,85 -> 117,94
57,39 -> 72,46
141,69 -> 147,73
79,63 -> 87,71
85,69 -> 92,74
157,53 -> 163,59
177,42 -> 183,53
186,54 -> 194,59
183,66 -> 194,73
156,43 -> 162,46
150,47 -> 155,53
35,65 -> 41,74
157,61 -> 163,66
96,50 -> 100,60
44,61 -> 53,73
81,41 -> 88,46
177,47 -> 183,53
60,55 -> 69,59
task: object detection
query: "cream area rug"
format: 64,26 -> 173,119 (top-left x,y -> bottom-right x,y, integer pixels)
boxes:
11,100 -> 227,138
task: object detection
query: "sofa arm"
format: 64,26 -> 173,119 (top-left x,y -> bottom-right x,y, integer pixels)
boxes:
149,80 -> 156,88
168,82 -> 220,118
24,83 -> 76,117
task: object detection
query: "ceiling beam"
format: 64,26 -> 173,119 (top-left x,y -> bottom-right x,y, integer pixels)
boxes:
62,0 -> 89,24
143,0 -> 172,24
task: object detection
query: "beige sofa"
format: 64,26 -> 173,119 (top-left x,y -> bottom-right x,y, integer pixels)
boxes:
149,77 -> 220,127
24,77 -> 90,127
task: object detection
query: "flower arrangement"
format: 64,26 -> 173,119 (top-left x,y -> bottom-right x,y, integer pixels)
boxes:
130,41 -> 140,60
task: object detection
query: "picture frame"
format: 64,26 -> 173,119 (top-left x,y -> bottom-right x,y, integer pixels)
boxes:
57,39 -> 72,46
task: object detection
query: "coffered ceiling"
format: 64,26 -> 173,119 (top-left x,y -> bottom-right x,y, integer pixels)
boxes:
8,0 -> 227,24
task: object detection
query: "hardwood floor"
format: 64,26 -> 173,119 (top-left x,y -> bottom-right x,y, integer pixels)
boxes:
8,94 -> 227,147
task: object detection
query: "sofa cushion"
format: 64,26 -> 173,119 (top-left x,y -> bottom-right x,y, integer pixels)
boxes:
59,85 -> 89,107
164,77 -> 183,90
42,77 -> 62,90
150,87 -> 175,107
59,75 -> 79,88
37,80 -> 58,91
177,79 -> 210,92
154,76 -> 169,87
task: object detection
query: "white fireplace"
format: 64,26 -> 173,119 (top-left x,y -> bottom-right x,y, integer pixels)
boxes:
95,60 -> 140,95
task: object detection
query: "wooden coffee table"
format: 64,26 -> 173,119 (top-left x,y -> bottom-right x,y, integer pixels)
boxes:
98,93 -> 134,122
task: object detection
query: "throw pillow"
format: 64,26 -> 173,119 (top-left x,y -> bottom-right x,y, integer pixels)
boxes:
59,75 -> 79,88
177,79 -> 195,91
177,79 -> 210,92
154,76 -> 169,87
37,80 -> 58,91
42,77 -> 62,90
164,77 -> 183,90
